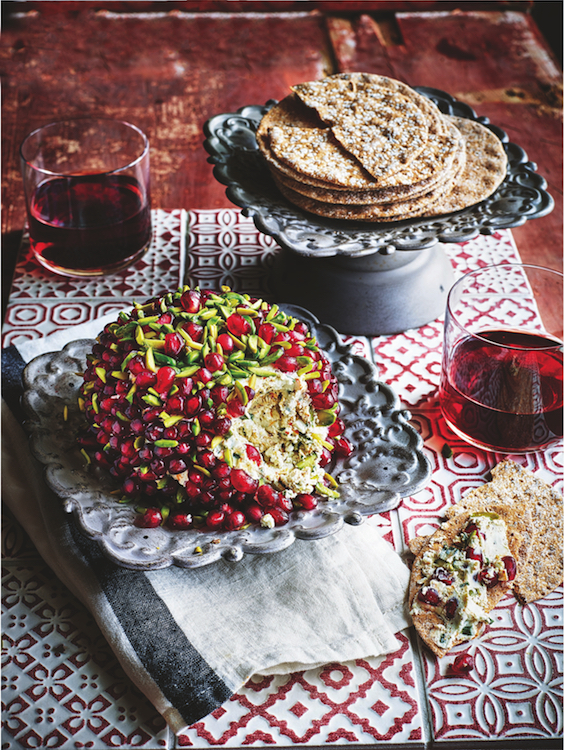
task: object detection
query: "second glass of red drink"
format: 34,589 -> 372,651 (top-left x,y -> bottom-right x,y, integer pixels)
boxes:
439,263 -> 563,454
20,118 -> 151,277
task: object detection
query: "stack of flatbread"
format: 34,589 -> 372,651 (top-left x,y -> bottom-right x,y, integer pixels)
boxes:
256,73 -> 507,222
408,460 -> 563,658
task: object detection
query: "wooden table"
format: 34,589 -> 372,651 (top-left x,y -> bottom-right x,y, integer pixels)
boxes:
2,2 -> 562,308
1,5 -> 563,749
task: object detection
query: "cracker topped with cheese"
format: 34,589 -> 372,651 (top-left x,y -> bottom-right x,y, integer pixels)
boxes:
409,506 -> 526,658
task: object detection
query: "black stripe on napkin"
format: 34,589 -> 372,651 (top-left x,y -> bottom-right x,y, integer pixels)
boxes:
1,345 -> 27,424
69,522 -> 233,727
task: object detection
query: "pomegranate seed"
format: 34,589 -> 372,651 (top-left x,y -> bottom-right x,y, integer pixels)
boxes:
328,417 -> 346,438
176,441 -> 192,455
184,394 -> 202,416
444,597 -> 459,620
466,547 -> 483,563
199,409 -> 215,428
285,343 -> 305,357
180,289 -> 202,313
334,437 -> 353,458
267,508 -> 289,527
256,484 -> 279,508
139,447 -> 153,462
226,313 -> 251,337
168,513 -> 193,530
503,555 -> 517,580
164,332 -> 184,357
319,447 -> 332,467
134,508 -> 162,528
210,385 -> 229,405
224,510 -> 246,530
136,370 -> 157,389
308,378 -> 323,395
188,468 -> 204,485
196,367 -> 213,384
145,424 -> 163,442
176,377 -> 194,397
122,477 -> 139,495
295,493 -> 318,510
477,567 -> 499,588
294,321 -> 309,337
184,482 -> 201,500
245,503 -> 263,523
213,416 -> 232,435
157,312 -> 173,325
231,469 -> 258,494
216,333 -> 234,354
142,407 -> 161,422
204,352 -> 224,372
206,510 -> 225,529
311,391 -> 336,410
155,366 -> 176,393
195,431 -> 212,448
432,567 -> 454,585
198,450 -> 217,470
150,459 -> 167,477
130,418 -> 144,435
211,461 -> 231,480
417,587 -> 441,606
167,395 -> 185,414
277,494 -> 293,513
275,355 -> 298,373
127,355 -> 145,374
258,323 -> 276,343
168,458 -> 187,475
183,321 -> 203,341
450,653 -> 474,675
246,444 -> 262,465
226,400 -> 246,418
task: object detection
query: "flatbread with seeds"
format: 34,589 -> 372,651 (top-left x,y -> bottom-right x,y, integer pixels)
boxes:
256,74 -> 507,222
274,123 -> 464,205
423,116 -> 507,215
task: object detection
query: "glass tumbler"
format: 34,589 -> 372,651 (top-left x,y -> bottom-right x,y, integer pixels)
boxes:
20,118 -> 151,277
439,263 -> 563,453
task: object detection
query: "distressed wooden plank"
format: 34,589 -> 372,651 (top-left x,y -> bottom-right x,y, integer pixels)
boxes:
1,9 -> 329,238
326,10 -> 562,275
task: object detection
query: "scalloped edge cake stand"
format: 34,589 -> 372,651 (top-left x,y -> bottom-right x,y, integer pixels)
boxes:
204,87 -> 553,335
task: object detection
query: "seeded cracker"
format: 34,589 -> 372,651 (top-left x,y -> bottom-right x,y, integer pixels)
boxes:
443,460 -> 563,603
292,77 -> 430,178
409,505 -> 528,658
256,73 -> 508,222
425,116 -> 508,215
274,123 -> 464,206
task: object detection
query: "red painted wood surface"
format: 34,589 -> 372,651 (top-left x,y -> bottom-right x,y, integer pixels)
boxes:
1,6 -> 561,322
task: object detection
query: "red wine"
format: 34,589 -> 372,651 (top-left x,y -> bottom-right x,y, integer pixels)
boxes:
440,329 -> 563,452
28,174 -> 151,275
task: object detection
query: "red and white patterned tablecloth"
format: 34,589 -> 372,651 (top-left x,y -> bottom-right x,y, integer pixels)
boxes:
2,209 -> 562,749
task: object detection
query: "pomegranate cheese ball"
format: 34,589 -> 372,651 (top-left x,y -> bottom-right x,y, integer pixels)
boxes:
77,287 -> 353,531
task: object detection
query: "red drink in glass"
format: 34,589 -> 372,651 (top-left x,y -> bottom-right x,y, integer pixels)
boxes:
439,264 -> 563,454
21,118 -> 151,277
28,174 -> 151,274
440,329 -> 563,452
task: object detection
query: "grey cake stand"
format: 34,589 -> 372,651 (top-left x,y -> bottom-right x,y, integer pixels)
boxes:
204,87 -> 553,335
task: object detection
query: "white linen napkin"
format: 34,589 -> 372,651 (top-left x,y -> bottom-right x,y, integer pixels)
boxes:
2,317 -> 412,734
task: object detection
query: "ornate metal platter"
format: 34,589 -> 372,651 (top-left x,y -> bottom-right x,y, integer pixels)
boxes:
22,306 -> 431,570
204,87 -> 554,258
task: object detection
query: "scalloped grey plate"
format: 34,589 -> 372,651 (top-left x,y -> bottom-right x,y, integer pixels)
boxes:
22,307 -> 431,570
